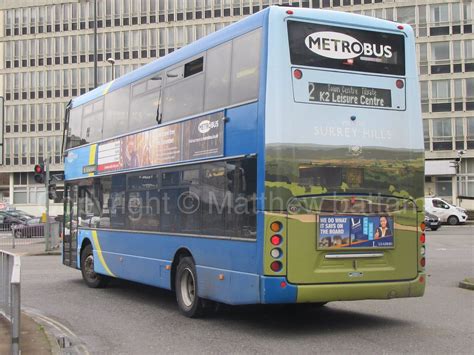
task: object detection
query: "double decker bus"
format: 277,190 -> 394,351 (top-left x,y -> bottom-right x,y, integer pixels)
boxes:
62,6 -> 425,317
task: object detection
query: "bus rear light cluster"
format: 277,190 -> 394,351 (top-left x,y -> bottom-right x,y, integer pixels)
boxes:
270,261 -> 283,272
269,221 -> 284,273
420,228 -> 426,268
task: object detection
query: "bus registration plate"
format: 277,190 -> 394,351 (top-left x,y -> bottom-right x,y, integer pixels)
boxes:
318,215 -> 394,249
309,82 -> 392,108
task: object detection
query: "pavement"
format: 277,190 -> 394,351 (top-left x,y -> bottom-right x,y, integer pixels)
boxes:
0,234 -> 60,256
0,313 -> 55,354
1,238 -> 60,354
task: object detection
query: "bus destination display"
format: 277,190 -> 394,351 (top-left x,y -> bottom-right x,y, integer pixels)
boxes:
308,82 -> 392,108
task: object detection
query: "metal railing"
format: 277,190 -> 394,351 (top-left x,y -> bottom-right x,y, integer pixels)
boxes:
0,250 -> 21,355
0,222 -> 62,251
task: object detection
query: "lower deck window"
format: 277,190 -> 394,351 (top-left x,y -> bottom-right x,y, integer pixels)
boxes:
69,157 -> 257,239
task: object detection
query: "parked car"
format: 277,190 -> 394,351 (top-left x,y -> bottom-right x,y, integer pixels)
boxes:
10,209 -> 36,220
424,211 -> 441,231
425,197 -> 468,225
11,219 -> 44,238
0,211 -> 26,231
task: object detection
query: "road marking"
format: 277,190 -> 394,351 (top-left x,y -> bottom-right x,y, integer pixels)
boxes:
24,307 -> 90,355
436,248 -> 448,251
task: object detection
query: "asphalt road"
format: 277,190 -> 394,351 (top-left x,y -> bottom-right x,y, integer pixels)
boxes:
20,224 -> 473,354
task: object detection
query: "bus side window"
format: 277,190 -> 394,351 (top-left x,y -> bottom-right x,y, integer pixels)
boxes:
201,162 -> 226,236
103,85 -> 130,139
81,98 -> 104,144
161,57 -> 205,123
129,76 -> 162,130
230,28 -> 261,105
204,42 -> 232,111
66,105 -> 83,149
226,158 -> 257,239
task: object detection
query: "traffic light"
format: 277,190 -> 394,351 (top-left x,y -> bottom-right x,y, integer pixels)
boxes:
34,164 -> 46,183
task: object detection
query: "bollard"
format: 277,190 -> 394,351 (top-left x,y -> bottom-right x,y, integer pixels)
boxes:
0,251 -> 21,355
11,283 -> 20,355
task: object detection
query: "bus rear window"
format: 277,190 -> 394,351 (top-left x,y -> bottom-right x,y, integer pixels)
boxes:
288,20 -> 405,76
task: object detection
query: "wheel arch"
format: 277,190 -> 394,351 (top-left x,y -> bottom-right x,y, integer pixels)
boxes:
79,237 -> 92,267
170,248 -> 194,291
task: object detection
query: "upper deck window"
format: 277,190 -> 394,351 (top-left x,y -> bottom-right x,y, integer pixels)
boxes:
287,21 -> 405,76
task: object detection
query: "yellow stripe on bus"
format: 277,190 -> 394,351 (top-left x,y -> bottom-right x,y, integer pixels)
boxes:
102,80 -> 115,95
91,230 -> 115,277
88,144 -> 97,177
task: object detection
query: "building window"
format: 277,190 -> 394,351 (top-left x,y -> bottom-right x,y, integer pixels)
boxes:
432,118 -> 452,151
430,41 -> 450,74
431,80 -> 451,112
455,117 -> 465,150
430,3 -> 449,35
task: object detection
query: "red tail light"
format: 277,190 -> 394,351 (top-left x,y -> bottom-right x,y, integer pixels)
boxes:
271,234 -> 282,246
396,79 -> 404,89
420,233 -> 426,244
270,261 -> 282,272
293,69 -> 302,79
420,222 -> 426,231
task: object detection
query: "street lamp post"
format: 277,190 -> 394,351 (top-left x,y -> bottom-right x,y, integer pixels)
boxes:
93,0 -> 98,88
107,57 -> 116,80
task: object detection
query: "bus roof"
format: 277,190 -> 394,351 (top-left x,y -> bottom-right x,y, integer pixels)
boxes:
70,6 -> 410,109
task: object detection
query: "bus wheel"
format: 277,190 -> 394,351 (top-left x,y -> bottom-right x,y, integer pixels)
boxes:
447,216 -> 459,225
80,244 -> 109,288
175,257 -> 207,318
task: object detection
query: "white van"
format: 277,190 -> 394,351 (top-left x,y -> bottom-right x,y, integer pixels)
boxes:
425,197 -> 468,225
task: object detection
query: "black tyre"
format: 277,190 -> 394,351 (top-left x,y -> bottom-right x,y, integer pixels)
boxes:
447,216 -> 459,225
430,226 -> 439,231
80,244 -> 109,288
175,256 -> 207,318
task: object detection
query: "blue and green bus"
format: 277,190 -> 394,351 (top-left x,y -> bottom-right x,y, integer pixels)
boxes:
63,6 -> 426,317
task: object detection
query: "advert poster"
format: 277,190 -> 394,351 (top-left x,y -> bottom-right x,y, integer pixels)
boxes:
95,112 -> 224,174
318,215 -> 394,248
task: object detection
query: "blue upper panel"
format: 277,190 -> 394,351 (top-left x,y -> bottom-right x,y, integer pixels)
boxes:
70,9 -> 268,109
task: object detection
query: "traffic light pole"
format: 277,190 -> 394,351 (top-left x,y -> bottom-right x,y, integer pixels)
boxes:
45,157 -> 51,252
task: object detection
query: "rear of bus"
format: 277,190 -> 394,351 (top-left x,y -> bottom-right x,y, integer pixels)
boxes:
261,7 -> 425,303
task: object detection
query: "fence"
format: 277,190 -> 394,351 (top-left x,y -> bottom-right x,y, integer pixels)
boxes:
0,222 -> 61,250
0,250 -> 21,355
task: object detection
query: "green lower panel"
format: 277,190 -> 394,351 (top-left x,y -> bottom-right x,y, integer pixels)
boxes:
296,273 -> 425,302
